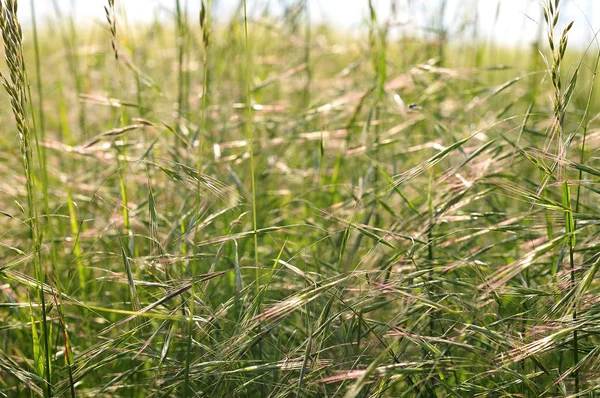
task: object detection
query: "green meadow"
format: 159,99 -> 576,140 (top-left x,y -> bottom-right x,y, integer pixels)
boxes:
0,0 -> 599,396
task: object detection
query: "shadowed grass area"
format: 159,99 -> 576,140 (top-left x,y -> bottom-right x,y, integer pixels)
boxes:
0,0 -> 599,396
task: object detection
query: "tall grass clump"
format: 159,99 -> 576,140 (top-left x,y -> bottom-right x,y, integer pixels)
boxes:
1,0 -> 600,396
0,0 -> 51,395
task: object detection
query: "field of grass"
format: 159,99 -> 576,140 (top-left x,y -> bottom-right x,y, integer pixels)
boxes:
0,0 -> 599,396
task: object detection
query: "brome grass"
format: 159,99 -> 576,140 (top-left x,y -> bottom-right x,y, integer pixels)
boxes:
0,0 -> 599,396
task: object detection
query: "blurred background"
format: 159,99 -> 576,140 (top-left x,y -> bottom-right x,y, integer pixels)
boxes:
17,0 -> 600,50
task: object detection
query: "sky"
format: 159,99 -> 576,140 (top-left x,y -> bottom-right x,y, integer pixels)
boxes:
15,0 -> 600,50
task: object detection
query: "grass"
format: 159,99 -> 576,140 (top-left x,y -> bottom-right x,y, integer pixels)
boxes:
0,0 -> 599,396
